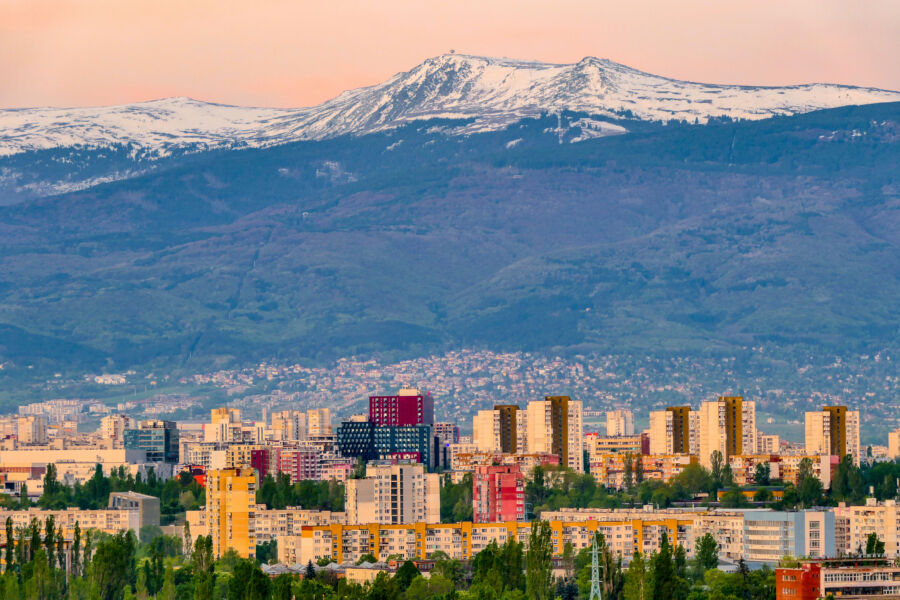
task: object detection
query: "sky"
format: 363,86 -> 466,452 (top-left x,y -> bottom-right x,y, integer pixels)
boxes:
2,0 -> 899,109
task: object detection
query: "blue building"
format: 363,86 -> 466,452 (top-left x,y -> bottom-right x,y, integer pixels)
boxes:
337,421 -> 438,468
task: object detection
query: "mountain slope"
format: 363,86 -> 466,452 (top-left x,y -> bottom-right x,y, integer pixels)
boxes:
0,103 -> 898,372
2,54 -> 898,159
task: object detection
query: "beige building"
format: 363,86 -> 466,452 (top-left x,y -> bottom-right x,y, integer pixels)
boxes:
280,516 -> 694,566
757,433 -> 780,454
308,408 -> 332,436
649,407 -> 691,455
206,468 -> 257,559
890,428 -> 900,460
605,410 -> 634,437
834,498 -> 900,557
188,507 -> 344,543
472,406 -> 526,454
0,507 -> 142,540
17,416 -> 48,445
526,397 -> 584,472
698,397 -> 757,468
805,406 -> 861,465
99,414 -> 135,444
345,462 -> 439,525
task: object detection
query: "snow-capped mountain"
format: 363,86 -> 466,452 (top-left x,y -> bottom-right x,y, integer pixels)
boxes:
2,54 -> 898,159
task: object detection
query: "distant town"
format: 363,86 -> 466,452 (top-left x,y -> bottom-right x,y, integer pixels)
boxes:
0,381 -> 898,599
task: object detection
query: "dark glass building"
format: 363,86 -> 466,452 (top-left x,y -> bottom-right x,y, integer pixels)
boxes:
124,420 -> 179,463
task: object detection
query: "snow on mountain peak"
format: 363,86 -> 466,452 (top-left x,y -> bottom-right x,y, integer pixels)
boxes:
1,54 -> 898,158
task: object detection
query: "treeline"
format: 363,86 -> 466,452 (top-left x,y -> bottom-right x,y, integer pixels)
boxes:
255,472 -> 344,511
0,464 -> 205,522
441,455 -> 899,522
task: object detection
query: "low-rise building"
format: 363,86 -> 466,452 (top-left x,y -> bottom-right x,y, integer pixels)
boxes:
777,557 -> 900,600
834,498 -> 900,557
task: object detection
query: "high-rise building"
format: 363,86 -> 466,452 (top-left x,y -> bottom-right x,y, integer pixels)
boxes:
805,406 -> 861,465
369,389 -> 434,427
124,420 -> 180,463
889,428 -> 900,459
270,410 -> 308,441
100,414 -> 134,443
472,406 -> 527,454
526,396 -> 583,472
605,410 -> 634,437
206,468 -> 257,558
648,407 -> 691,455
433,422 -> 460,446
344,462 -> 440,525
697,397 -> 756,468
16,416 -> 48,445
308,408 -> 332,436
337,421 -> 437,467
473,464 -> 525,523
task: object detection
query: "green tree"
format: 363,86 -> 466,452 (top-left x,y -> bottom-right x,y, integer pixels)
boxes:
623,453 -> 634,490
623,551 -> 648,600
71,521 -> 82,576
710,451 -> 724,492
272,574 -> 293,600
28,519 -> 41,562
88,531 -> 137,600
158,565 -> 176,600
393,560 -> 420,590
4,518 -> 13,573
865,533 -> 885,555
694,533 -> 718,578
525,521 -> 553,600
43,515 -> 56,569
649,531 -> 675,600
753,462 -> 771,486
24,548 -> 58,600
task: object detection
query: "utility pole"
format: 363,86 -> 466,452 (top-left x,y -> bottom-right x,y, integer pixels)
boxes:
589,533 -> 602,600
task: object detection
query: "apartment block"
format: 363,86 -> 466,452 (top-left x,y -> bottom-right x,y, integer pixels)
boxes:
473,464 -> 525,523
307,408 -> 332,436
588,453 -> 696,489
282,517 -> 694,566
698,397 -> 756,468
369,389 -> 433,427
526,396 -> 583,473
649,407 -> 691,455
605,409 -> 634,437
834,498 -> 900,557
585,433 -> 649,460
206,468 -> 257,559
344,462 -> 440,525
890,428 -> 900,460
805,406 -> 861,465
17,416 -> 48,445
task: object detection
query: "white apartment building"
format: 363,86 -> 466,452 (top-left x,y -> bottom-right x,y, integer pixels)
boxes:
344,462 -> 440,525
99,414 -> 135,443
17,416 -> 48,445
606,410 -> 634,437
805,407 -> 861,465
525,397 -> 584,473
890,428 -> 900,460
834,499 -> 900,557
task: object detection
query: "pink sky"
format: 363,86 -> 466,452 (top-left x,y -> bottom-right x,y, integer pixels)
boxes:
2,0 -> 898,109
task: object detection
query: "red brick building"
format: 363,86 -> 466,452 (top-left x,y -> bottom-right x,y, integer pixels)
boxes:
473,464 -> 525,523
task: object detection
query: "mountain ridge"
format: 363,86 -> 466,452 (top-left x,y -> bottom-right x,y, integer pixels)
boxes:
2,53 -> 898,159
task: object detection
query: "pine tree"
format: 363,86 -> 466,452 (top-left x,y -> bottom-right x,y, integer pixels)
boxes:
4,518 -> 13,572
649,531 -> 675,600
